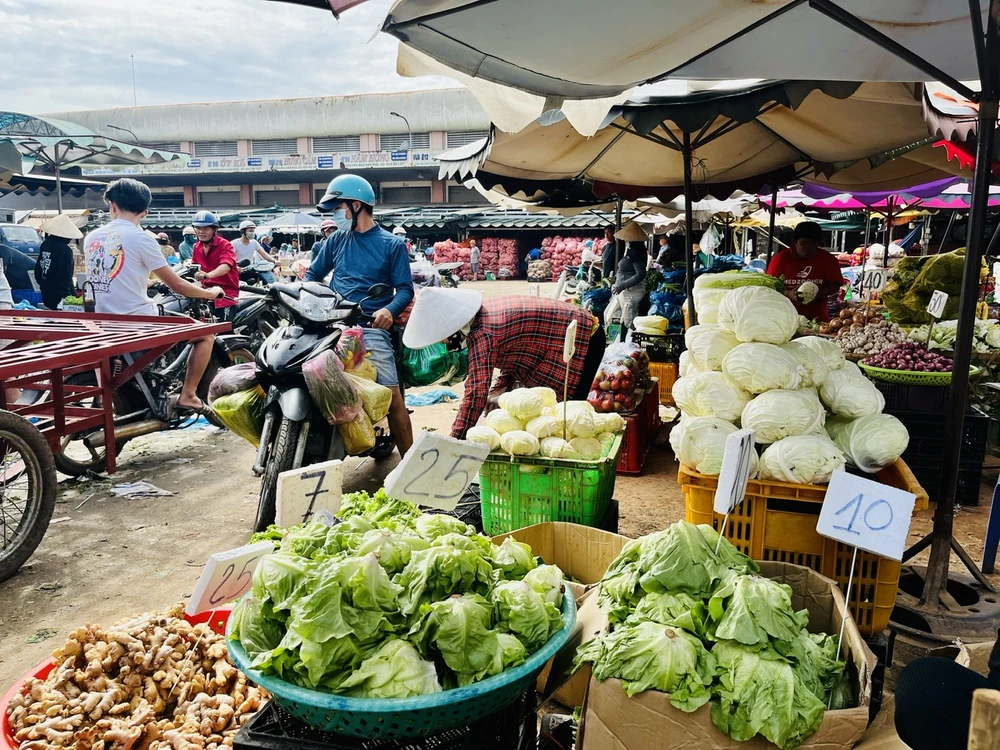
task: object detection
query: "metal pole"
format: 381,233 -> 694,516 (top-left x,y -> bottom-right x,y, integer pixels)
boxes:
54,144 -> 64,215
882,198 -> 893,269
938,210 -> 958,255
765,183 -> 779,265
922,65 -> 999,605
614,196 -> 623,272
682,132 -> 696,326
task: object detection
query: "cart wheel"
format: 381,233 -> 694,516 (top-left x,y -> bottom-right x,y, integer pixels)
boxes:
0,411 -> 57,583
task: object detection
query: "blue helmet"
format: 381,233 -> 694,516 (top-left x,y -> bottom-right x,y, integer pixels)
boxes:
317,174 -> 375,213
191,210 -> 220,227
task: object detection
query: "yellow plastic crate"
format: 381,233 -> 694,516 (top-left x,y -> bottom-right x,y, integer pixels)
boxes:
679,459 -> 927,636
648,362 -> 677,407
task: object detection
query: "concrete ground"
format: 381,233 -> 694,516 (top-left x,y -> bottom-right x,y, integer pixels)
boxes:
1,279 -> 997,688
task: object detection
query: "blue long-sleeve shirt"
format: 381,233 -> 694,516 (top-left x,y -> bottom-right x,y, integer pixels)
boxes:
305,226 -> 414,317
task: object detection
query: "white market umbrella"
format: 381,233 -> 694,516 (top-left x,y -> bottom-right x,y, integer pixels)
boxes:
257,211 -> 323,232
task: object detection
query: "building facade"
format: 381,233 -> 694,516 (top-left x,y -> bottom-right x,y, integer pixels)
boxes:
44,88 -> 491,209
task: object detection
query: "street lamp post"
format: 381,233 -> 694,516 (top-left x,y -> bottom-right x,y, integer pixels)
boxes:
389,111 -> 411,166
106,124 -> 139,144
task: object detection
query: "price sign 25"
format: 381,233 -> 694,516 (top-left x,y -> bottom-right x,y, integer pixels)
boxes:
185,541 -> 274,616
384,431 -> 489,510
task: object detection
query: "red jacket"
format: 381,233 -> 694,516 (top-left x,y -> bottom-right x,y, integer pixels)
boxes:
193,235 -> 239,308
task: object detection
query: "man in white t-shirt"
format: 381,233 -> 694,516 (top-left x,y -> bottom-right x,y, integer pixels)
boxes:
84,178 -> 224,413
233,220 -> 277,283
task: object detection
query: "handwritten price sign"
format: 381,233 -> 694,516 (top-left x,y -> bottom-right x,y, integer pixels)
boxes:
861,268 -> 887,294
817,471 -> 916,560
927,290 -> 949,319
714,429 -> 756,515
276,459 -> 344,528
384,431 -> 489,510
185,541 -> 273,616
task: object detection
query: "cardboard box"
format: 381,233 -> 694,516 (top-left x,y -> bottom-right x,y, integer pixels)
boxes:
578,561 -> 878,750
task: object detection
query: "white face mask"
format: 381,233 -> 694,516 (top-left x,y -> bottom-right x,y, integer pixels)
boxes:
245,231 -> 255,240
332,207 -> 352,232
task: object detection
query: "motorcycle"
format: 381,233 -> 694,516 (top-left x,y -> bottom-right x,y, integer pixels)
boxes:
232,260 -> 284,352
436,262 -> 463,288
247,280 -> 397,531
238,258 -> 277,288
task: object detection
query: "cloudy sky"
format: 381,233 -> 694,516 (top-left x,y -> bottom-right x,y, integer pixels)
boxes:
0,0 -> 454,114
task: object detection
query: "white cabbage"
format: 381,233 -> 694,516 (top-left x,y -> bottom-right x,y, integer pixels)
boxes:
818,368 -> 885,418
569,437 -> 604,460
539,437 -> 579,459
827,414 -> 909,473
485,409 -> 523,434
672,371 -> 752,423
679,350 -> 705,377
740,389 -> 826,444
597,431 -> 617,453
759,435 -> 846,485
498,389 -> 545,421
685,324 -> 741,371
500,430 -> 540,457
795,335 -> 847,371
722,343 -> 802,394
693,288 -> 730,324
718,286 -> 799,344
593,413 -> 626,434
465,425 -> 501,451
780,340 -> 830,389
556,401 -> 597,438
541,406 -> 558,417
525,415 -> 561,439
841,360 -> 863,377
669,416 -> 759,476
530,387 -> 558,409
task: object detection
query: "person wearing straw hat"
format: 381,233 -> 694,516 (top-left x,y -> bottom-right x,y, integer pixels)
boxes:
36,214 -> 82,310
403,287 -> 605,439
612,221 -> 651,329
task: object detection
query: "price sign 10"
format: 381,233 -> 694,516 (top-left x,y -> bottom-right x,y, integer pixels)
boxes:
185,541 -> 274,616
816,471 -> 916,561
384,431 -> 489,510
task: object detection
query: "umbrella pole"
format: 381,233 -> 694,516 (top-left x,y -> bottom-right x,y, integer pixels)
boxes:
765,183 -> 779,266
682,132 -> 696,325
921,58 -> 1000,605
882,198 -> 893,269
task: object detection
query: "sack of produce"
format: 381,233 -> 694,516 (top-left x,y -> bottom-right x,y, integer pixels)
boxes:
741,389 -> 826,444
759,434 -> 846,484
685,324 -> 740,372
352,356 -> 379,382
827,413 -> 909,473
796,335 -> 847,371
341,413 -> 376,454
345,372 -> 392,423
402,342 -> 459,387
818,367 -> 885,418
779,340 -> 829,389
883,248 -> 974,324
208,362 -> 258,404
466,425 -> 502,451
718,286 -> 798,344
669,416 -> 759,475
485,408 -> 523,434
213,386 -> 267,446
722,342 -> 802,394
302,350 -> 363,425
336,325 -> 367,370
672,371 -> 751,423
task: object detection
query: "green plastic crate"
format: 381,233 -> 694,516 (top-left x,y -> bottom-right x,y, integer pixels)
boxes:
479,434 -> 622,534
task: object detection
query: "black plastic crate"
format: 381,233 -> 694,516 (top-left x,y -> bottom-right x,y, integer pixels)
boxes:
234,691 -> 536,750
904,460 -> 984,507
422,487 -> 483,533
893,409 -> 989,468
631,332 -> 684,363
874,381 -> 951,414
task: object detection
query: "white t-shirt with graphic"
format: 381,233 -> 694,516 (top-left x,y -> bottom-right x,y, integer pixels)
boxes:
85,219 -> 167,316
233,237 -> 264,264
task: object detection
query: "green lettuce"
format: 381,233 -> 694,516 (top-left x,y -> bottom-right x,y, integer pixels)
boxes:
492,537 -> 538,578
298,634 -> 369,689
628,591 -> 708,637
637,523 -> 730,597
491,580 -> 562,651
416,513 -> 475,540
231,594 -> 285,656
522,564 -> 564,606
396,545 -> 493,616
775,630 -> 846,704
411,593 -> 499,677
339,639 -> 442,698
354,528 -> 430,574
251,551 -> 314,611
280,522 -> 332,559
708,573 -> 809,646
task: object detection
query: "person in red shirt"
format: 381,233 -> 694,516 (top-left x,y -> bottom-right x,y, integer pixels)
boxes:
190,211 -> 239,319
766,221 -> 844,321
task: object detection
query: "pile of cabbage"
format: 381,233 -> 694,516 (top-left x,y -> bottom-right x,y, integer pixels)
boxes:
467,386 -> 626,461
672,285 -> 909,484
233,489 -> 567,698
575,521 -> 851,750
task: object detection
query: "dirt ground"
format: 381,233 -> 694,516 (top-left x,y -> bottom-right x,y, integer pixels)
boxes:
2,278 -> 998,689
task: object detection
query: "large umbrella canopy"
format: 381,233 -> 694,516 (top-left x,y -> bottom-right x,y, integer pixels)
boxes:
257,211 -> 323,232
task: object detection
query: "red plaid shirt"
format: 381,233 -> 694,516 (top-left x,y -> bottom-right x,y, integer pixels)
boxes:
451,296 -> 596,438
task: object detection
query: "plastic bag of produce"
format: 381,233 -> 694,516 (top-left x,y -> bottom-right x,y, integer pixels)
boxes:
485,408 -> 523,434
827,414 -> 909,473
352,356 -> 378,382
740,389 -> 826,444
208,362 -> 258,405
718,286 -> 798,344
818,368 -> 885,418
402,343 -> 458,387
500,430 -> 540,457
759,434 -> 845,484
466,425 -> 501,451
341,414 -> 376,454
780,340 -> 829,389
213,386 -> 266,446
722,343 -> 802,394
525,414 -> 560,439
669,416 -> 759,476
540,437 -> 579,458
672,371 -> 751,423
685,324 -> 740,371
593,412 -> 626,434
570,437 -> 604,460
345,372 -> 392,423
302,350 -> 363,425
796,335 -> 846,371
498,388 -> 546,421
336,326 -> 367,370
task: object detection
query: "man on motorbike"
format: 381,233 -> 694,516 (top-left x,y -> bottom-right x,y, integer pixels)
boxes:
178,226 -> 197,262
191,211 -> 240,320
311,219 -> 337,263
307,174 -> 415,457
233,220 -> 277,283
84,178 -> 224,413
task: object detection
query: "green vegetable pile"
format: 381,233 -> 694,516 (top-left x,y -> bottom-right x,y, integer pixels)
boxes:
575,521 -> 849,750
882,249 -> 983,324
233,489 -> 567,699
909,318 -> 1000,354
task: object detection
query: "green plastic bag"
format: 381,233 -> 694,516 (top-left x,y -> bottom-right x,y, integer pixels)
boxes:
213,386 -> 266,446
402,344 -> 459,387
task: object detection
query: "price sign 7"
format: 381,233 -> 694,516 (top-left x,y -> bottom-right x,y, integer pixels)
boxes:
927,290 -> 949,319
714,429 -> 756,515
384,431 -> 489,510
185,541 -> 274,616
276,459 -> 344,528
862,268 -> 887,294
816,471 -> 916,560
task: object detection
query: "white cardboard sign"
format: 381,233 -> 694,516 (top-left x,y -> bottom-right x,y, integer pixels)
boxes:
816,470 -> 916,560
384,431 -> 489,510
861,268 -> 887,293
276,459 -> 344,528
185,541 -> 274,615
714,429 -> 756,515
927,290 -> 949,319
529,284 -> 540,297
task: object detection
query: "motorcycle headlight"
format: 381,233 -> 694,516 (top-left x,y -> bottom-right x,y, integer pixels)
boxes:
285,290 -> 352,323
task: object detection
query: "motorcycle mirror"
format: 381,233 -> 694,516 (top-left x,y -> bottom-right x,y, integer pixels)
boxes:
366,283 -> 390,298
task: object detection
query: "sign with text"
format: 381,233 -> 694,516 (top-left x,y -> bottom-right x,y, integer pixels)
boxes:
186,541 -> 273,615
861,268 -> 887,294
714,429 -> 756,515
927,290 -> 949,319
384,431 -> 489,510
817,471 -> 916,560
276,459 -> 344,528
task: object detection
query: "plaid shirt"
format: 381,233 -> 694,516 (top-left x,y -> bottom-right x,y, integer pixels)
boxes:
451,296 -> 596,438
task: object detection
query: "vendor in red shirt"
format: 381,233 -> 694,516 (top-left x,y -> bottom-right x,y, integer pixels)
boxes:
766,221 -> 844,321
190,210 -> 239,318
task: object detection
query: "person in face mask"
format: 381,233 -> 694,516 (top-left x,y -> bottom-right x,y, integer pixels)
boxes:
233,220 -> 277,282
306,174 -> 415,457
178,226 -> 197,262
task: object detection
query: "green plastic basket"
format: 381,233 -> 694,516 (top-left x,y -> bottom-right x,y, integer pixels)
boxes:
859,362 -> 979,386
227,591 -> 577,740
479,434 -> 622,535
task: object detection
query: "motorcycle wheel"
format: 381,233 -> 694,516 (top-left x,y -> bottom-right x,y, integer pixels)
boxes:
53,374 -> 131,476
441,275 -> 458,288
254,414 -> 296,532
227,348 -> 255,366
0,412 -> 57,583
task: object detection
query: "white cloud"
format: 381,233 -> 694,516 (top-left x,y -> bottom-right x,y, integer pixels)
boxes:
0,0 -> 454,114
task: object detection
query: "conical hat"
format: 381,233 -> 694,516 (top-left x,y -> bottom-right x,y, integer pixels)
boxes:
614,221 -> 649,242
39,214 -> 83,240
402,287 -> 484,349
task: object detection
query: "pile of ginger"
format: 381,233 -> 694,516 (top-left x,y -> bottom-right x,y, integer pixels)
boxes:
6,604 -> 266,750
